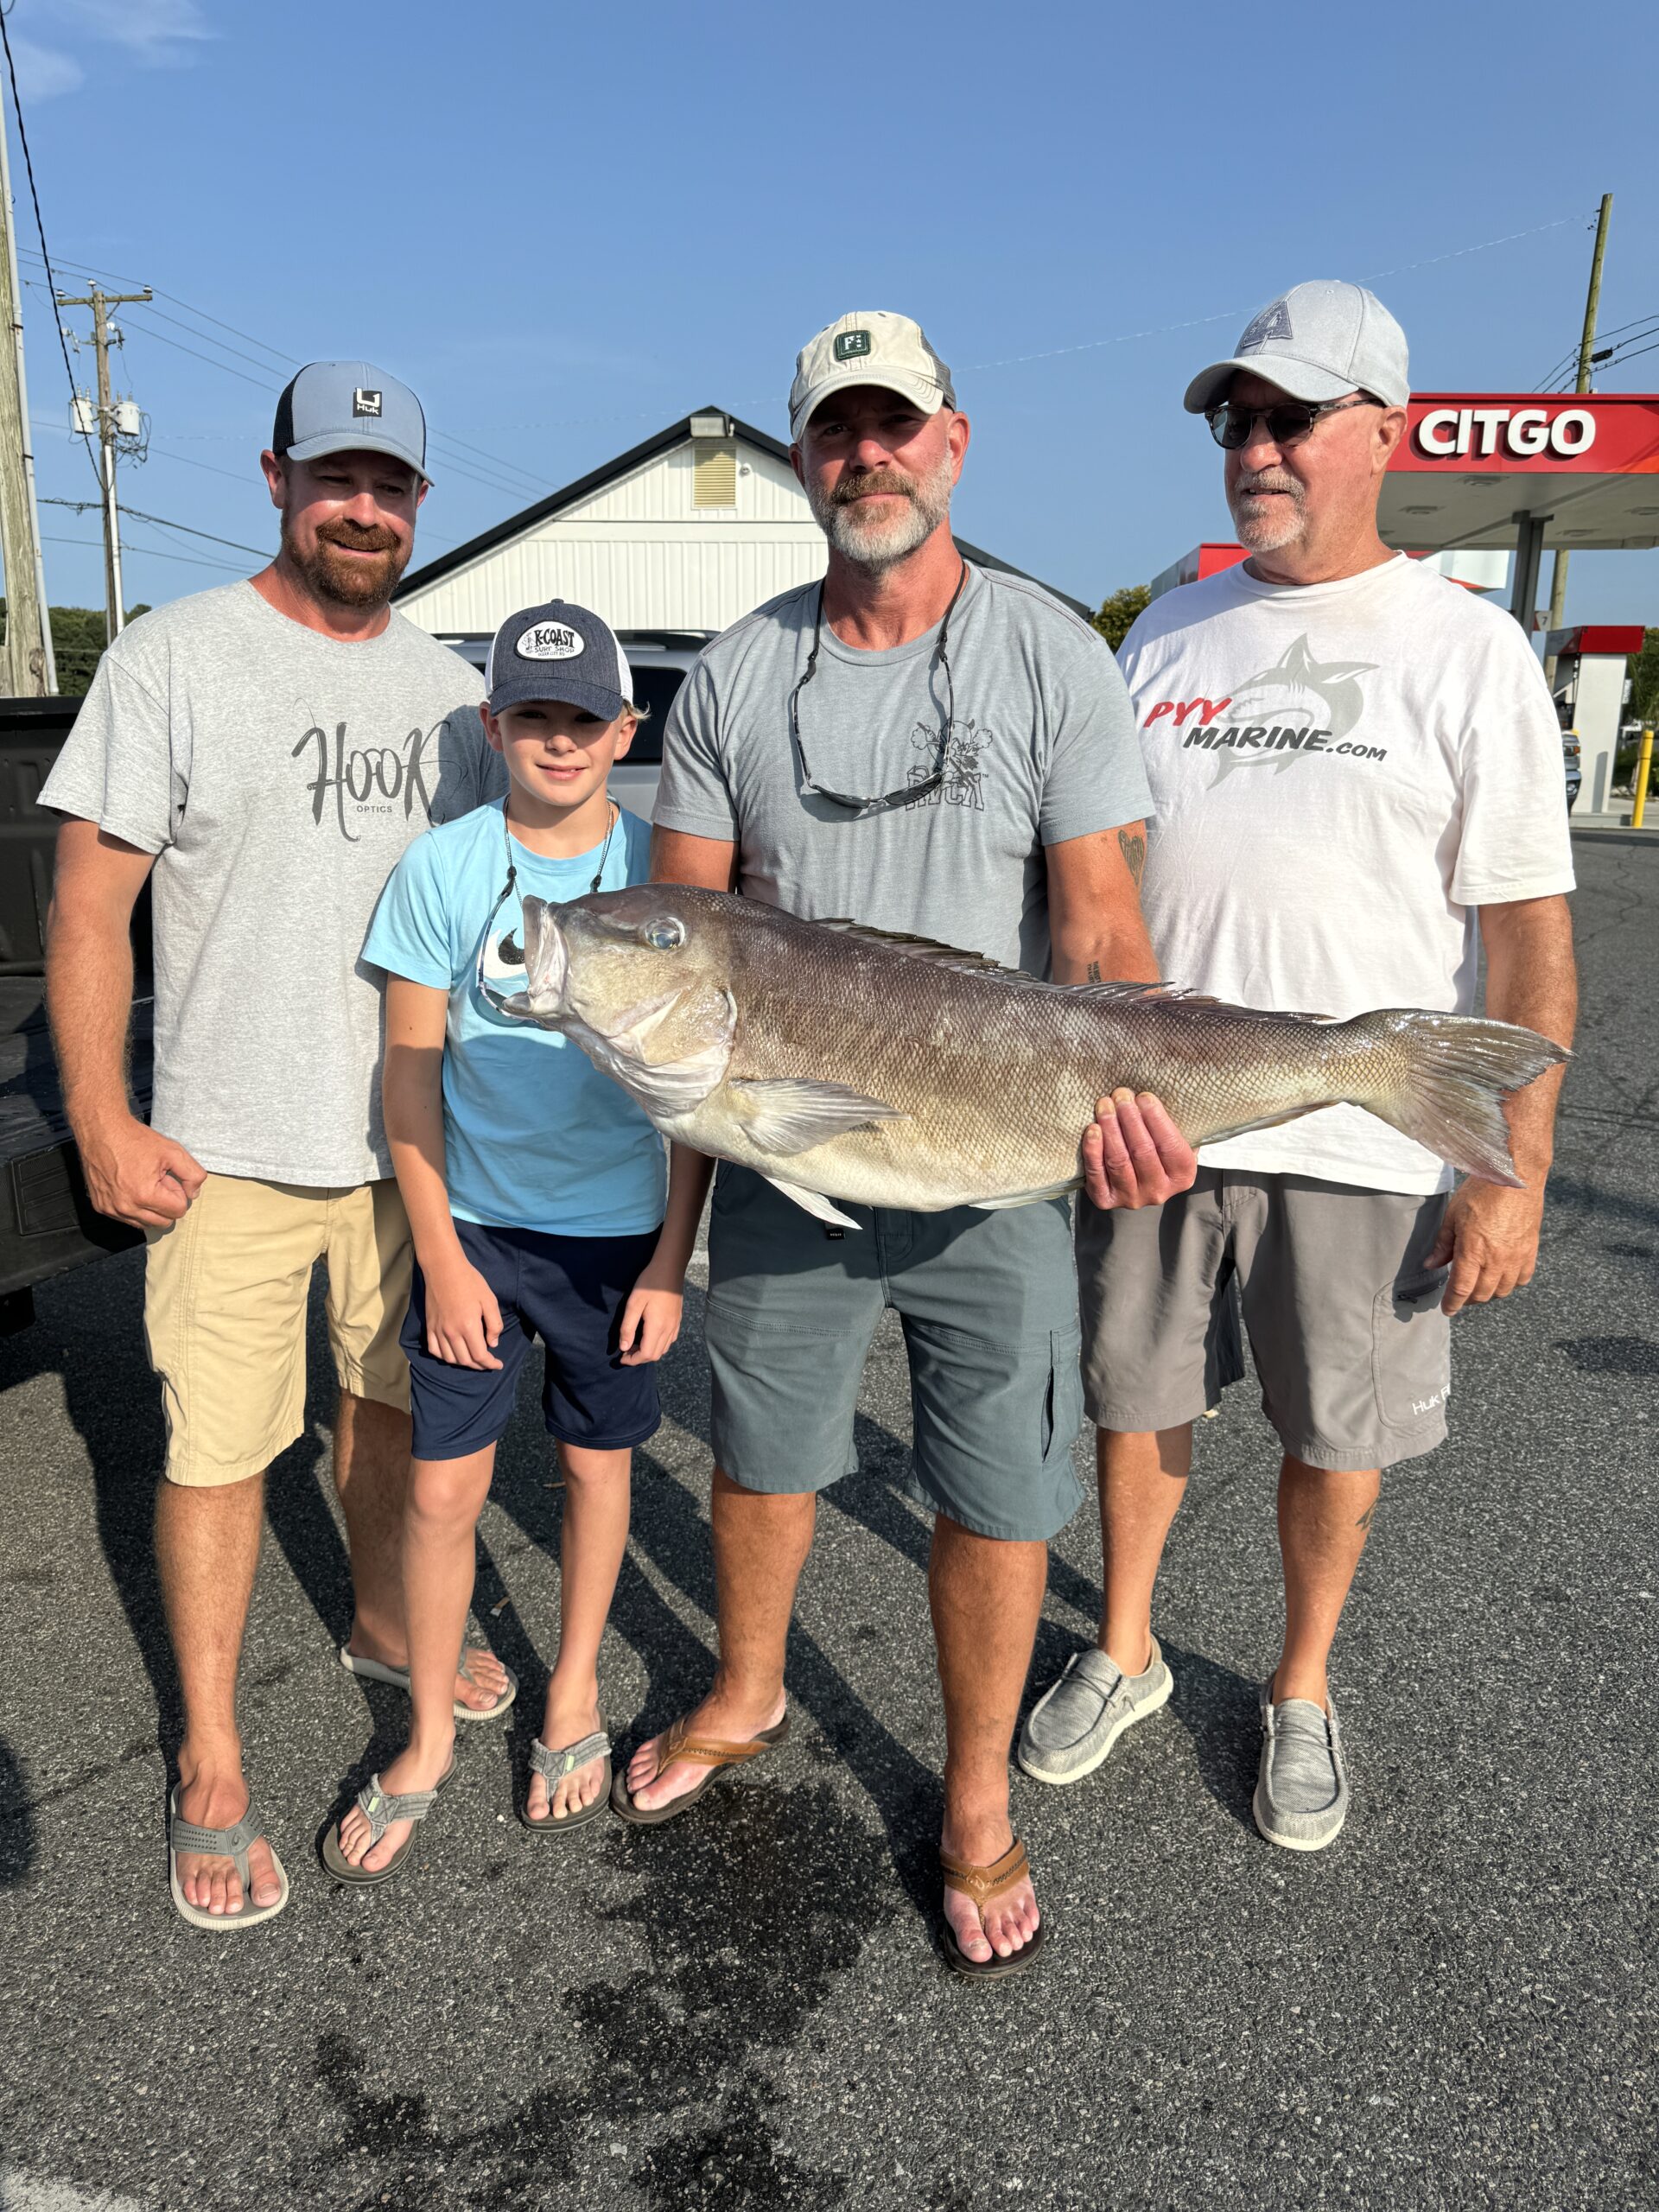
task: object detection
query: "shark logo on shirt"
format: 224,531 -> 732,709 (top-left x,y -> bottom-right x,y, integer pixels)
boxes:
1142,636 -> 1386,782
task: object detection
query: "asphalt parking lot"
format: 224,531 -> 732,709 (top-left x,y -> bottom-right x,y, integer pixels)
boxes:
1,830 -> 1654,2212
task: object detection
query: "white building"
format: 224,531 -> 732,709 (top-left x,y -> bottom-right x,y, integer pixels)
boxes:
393,407 -> 1088,639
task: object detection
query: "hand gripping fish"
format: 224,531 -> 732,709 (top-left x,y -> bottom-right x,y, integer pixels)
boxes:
505,887 -> 1567,1230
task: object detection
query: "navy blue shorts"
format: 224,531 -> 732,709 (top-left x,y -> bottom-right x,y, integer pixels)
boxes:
401,1219 -> 663,1462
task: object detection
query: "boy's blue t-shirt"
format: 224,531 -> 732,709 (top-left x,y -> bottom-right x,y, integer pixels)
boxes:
363,799 -> 666,1236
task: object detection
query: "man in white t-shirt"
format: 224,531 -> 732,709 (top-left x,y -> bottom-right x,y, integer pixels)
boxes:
1019,282 -> 1577,1851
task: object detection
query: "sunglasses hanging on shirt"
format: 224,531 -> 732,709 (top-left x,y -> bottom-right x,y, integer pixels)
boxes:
789,561 -> 968,816
473,800 -> 618,1021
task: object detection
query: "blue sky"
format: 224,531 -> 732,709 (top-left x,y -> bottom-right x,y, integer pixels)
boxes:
7,0 -> 1659,626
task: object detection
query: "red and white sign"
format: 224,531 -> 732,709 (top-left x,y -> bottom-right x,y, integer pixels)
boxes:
1395,392 -> 1659,476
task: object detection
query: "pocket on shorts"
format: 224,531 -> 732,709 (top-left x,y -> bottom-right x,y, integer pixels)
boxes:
1370,1266 -> 1452,1431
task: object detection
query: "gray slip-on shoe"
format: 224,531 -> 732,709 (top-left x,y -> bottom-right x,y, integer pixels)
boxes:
1253,1685 -> 1349,1852
1017,1637 -> 1173,1786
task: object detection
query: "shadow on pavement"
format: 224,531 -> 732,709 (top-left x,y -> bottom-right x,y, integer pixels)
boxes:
0,1740 -> 35,1885
0,1257 -> 179,1754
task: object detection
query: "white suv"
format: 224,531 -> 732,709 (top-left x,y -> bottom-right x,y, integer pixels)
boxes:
436,628 -> 711,823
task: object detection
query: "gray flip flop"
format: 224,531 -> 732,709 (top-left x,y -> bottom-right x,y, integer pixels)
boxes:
168,1788 -> 290,1933
321,1751 -> 456,1888
338,1643 -> 518,1722
518,1728 -> 613,1837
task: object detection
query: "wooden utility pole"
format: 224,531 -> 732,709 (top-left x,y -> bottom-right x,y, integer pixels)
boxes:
55,283 -> 149,644
1543,193 -> 1614,680
0,94 -> 53,692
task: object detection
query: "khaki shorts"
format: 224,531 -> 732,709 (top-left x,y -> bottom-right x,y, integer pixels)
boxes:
1077,1170 -> 1452,1471
144,1174 -> 413,1487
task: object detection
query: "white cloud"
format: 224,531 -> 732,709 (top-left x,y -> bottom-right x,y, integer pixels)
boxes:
34,0 -> 215,65
5,35 -> 85,100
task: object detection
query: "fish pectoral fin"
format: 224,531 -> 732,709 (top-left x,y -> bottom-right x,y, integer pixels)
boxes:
728,1077 -> 906,1155
969,1179 -> 1080,1211
761,1176 -> 862,1230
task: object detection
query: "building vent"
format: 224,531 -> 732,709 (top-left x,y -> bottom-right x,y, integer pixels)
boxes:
692,438 -> 738,509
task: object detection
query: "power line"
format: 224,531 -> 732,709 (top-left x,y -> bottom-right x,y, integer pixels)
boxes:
115,308 -> 278,391
40,493 -> 266,558
125,298 -> 291,378
0,16 -> 101,492
18,250 -> 552,496
41,530 -> 244,575
957,213 -> 1592,377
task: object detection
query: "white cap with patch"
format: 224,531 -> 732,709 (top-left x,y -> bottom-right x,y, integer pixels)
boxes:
789,310 -> 956,441
1183,281 -> 1410,415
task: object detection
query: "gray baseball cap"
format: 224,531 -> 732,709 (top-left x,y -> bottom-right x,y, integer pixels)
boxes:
271,359 -> 430,481
789,310 -> 955,441
1184,282 -> 1410,415
486,600 -> 634,722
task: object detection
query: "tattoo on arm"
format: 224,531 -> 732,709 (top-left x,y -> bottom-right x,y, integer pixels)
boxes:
1356,1503 -> 1377,1531
1118,829 -> 1147,888
1086,961 -> 1103,982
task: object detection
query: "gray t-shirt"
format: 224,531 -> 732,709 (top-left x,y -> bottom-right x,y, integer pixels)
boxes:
41,581 -> 500,1185
653,563 -> 1150,971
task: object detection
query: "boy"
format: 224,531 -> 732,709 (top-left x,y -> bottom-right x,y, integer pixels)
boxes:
327,599 -> 703,1879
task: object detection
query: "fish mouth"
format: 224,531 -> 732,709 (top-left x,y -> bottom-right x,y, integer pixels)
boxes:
519,896 -> 569,1014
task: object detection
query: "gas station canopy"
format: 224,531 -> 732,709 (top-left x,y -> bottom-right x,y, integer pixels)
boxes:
1382,392 -> 1659,537
1378,392 -> 1659,625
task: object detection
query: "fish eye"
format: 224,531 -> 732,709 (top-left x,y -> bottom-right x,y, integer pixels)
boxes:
643,917 -> 684,951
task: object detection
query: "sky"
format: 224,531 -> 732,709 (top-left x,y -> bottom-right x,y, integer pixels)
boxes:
5,0 -> 1659,629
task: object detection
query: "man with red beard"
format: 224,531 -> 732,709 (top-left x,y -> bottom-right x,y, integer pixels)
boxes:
42,361 -> 511,1929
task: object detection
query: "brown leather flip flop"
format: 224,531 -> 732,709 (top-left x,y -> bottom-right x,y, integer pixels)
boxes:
609,1710 -> 791,1827
939,1837 -> 1046,1980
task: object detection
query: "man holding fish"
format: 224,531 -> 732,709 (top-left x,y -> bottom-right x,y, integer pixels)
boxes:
614,310 -> 1197,1974
1021,283 -> 1578,1851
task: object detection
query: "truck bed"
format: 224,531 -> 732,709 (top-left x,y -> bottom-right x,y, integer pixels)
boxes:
0,976 -> 149,1308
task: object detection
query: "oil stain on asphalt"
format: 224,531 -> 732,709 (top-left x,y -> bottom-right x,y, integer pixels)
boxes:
309,1774 -> 897,2208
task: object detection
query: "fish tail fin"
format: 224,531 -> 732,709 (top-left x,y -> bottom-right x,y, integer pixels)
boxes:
1349,1012 -> 1568,1186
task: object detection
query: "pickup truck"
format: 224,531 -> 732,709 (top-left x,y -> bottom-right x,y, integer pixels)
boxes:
0,696 -> 149,1334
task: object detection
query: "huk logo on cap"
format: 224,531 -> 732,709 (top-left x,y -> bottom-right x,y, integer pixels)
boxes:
353,387 -> 384,417
1236,300 -> 1294,354
833,329 -> 873,362
517,620 -> 585,661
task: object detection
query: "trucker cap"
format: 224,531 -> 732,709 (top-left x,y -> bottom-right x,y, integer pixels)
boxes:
789,310 -> 956,441
485,600 -> 635,722
271,359 -> 430,480
1183,282 -> 1410,415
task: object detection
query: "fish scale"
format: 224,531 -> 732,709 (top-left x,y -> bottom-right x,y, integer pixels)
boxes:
515,887 -> 1567,1217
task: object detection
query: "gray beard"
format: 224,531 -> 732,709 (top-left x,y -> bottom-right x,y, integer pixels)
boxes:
1229,475 -> 1307,555
808,455 -> 955,574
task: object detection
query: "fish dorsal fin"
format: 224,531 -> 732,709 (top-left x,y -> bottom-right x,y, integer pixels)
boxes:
815,920 -> 1026,978
1072,983 -> 1335,1023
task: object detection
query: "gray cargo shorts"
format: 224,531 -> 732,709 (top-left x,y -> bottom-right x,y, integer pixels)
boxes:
704,1165 -> 1085,1541
1077,1170 -> 1452,1471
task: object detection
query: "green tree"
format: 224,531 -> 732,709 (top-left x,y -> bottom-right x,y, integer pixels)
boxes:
0,598 -> 150,696
1628,626 -> 1659,731
1090,583 -> 1150,652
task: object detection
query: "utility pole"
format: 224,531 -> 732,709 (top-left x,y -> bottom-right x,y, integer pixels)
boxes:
1543,193 -> 1613,683
0,92 -> 53,692
56,283 -> 149,644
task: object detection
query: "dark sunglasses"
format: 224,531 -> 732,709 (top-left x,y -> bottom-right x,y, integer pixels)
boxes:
1205,395 -> 1378,451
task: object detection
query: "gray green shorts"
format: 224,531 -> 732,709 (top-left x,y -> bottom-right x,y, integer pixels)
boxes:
704,1166 -> 1085,1541
1076,1170 -> 1452,1471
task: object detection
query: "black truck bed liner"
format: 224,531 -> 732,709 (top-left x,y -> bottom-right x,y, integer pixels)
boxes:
0,977 -> 149,1304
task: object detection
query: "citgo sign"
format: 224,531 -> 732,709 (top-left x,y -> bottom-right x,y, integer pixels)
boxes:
1414,405 -> 1594,460
1395,392 -> 1659,476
